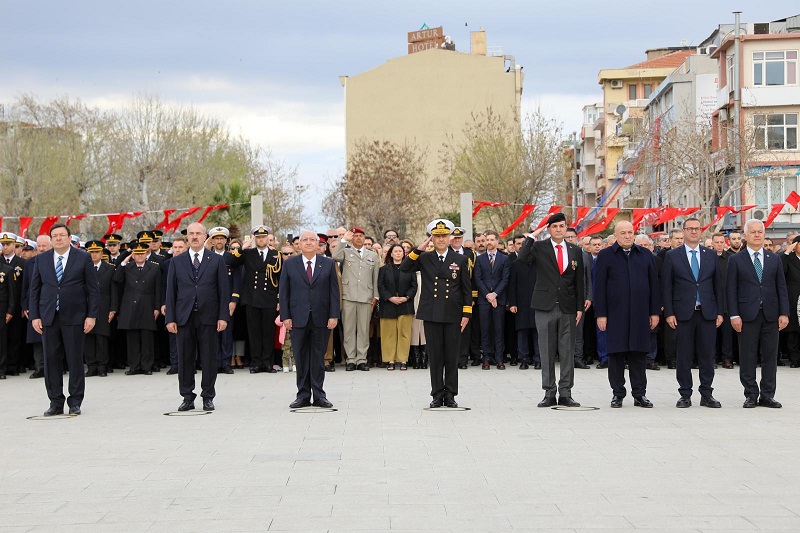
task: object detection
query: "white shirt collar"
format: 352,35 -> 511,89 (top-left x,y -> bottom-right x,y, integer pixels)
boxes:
190,248 -> 205,262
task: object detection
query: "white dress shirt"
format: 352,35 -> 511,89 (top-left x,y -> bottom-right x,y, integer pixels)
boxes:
54,247 -> 71,271
551,239 -> 567,273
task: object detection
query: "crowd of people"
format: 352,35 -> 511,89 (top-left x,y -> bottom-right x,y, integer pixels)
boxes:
0,212 -> 794,413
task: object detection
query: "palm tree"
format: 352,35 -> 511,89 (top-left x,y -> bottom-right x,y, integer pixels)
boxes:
206,180 -> 257,239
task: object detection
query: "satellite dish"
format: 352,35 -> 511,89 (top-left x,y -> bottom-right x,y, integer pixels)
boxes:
614,104 -> 627,117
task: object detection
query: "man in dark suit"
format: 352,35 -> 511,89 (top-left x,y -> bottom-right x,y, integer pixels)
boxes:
474,229 -> 510,369
566,228 -> 592,370
508,251 -> 539,369
83,240 -> 118,377
207,226 -> 241,374
401,219 -> 471,408
165,223 -> 230,412
1,232 -> 25,377
518,213 -> 584,408
29,223 -> 99,416
0,258 -> 16,380
594,221 -> 661,408
114,243 -> 162,376
662,218 -> 724,408
225,225 -> 282,374
279,230 -> 340,409
450,227 -> 477,370
727,219 -> 789,408
711,232 -> 735,368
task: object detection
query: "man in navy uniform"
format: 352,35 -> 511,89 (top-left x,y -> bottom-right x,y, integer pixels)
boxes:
1,232 -> 25,377
208,226 -> 241,374
401,219 -> 471,408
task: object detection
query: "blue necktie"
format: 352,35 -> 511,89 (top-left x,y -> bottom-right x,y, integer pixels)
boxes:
690,250 -> 700,304
754,251 -> 763,283
55,255 -> 63,311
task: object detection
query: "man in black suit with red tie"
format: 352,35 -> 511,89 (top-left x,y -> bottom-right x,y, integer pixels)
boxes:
165,222 -> 230,412
517,213 -> 584,408
29,223 -> 99,416
727,219 -> 789,408
662,218 -> 724,408
279,230 -> 340,409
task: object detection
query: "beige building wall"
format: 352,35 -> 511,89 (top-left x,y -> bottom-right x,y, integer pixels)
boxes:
341,48 -> 523,196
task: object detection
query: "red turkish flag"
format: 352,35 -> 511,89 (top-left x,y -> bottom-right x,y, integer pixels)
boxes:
38,216 -> 61,236
196,203 -> 229,223
500,204 -> 535,239
631,208 -> 661,232
786,191 -> 800,209
578,208 -> 620,237
18,217 -> 33,238
764,203 -> 786,228
532,206 -> 564,232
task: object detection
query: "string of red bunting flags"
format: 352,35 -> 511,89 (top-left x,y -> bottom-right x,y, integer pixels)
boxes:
475,191 -> 800,240
0,203 -> 238,239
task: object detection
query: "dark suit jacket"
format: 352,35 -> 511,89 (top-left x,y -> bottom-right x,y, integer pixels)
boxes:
113,260 -> 161,331
377,263 -> 417,318
278,254 -> 340,329
782,252 -> 800,331
508,258 -> 536,330
401,248 -> 471,324
662,245 -> 722,321
29,248 -> 99,326
727,248 -> 789,322
517,237 -> 584,314
3,255 -> 24,317
165,249 -> 230,327
225,248 -> 280,308
0,263 -> 16,317
474,250 -> 510,306
90,261 -> 117,337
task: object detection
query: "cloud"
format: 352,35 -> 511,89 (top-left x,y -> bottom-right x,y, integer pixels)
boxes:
522,93 -> 601,135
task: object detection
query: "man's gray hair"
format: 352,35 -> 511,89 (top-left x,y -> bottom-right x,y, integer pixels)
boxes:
743,218 -> 765,233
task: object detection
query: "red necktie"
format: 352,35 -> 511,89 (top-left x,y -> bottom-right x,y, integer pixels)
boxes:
556,244 -> 564,274
306,260 -> 313,283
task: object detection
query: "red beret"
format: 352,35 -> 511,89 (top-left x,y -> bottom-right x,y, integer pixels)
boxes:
351,227 -> 365,235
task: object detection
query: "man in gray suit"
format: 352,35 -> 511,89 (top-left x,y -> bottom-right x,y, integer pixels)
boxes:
331,227 -> 380,371
566,228 -> 592,369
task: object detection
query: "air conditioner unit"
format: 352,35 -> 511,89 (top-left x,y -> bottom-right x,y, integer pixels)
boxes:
752,209 -> 767,221
719,108 -> 728,121
610,80 -> 624,89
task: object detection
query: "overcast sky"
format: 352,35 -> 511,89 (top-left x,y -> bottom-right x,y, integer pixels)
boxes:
2,1 -> 797,223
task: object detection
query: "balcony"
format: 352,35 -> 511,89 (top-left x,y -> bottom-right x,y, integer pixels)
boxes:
595,144 -> 605,159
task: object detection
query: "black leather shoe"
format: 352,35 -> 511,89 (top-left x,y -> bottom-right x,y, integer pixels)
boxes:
496,362 -> 506,370
510,358 -> 518,366
345,363 -> 356,371
558,397 -> 581,407
357,363 -> 369,371
574,361 -> 590,369
202,399 -> 215,411
634,396 -> 653,408
166,367 -> 178,375
249,367 -> 261,374
534,362 -> 541,369
85,369 -> 97,377
723,360 -> 734,369
0,374 -> 5,380
676,397 -> 692,408
29,370 -> 44,379
429,397 -> 443,408
143,371 -> 153,375
43,405 -> 64,416
325,364 -> 335,372
647,362 -> 661,371
222,367 -> 234,374
98,371 -> 107,377
610,396 -> 623,408
289,398 -> 312,409
791,364 -> 800,368
124,370 -> 137,375
596,362 -> 608,369
470,359 -> 481,366
458,363 -> 467,369
482,360 -> 490,370
743,397 -> 758,408
758,397 -> 782,408
667,362 -> 676,369
700,395 -> 721,408
444,396 -> 458,408
178,400 -> 194,412
538,396 -> 557,408
313,398 -> 333,408
68,406 -> 81,416
264,367 -> 277,373
519,362 -> 529,370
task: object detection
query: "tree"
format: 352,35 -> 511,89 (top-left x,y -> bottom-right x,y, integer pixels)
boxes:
322,139 -> 430,239
440,106 -> 565,232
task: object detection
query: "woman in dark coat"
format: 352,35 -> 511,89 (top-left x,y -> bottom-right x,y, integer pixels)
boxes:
782,237 -> 800,366
377,244 -> 417,370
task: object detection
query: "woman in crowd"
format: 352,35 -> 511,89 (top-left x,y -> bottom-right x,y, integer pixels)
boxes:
377,244 -> 417,370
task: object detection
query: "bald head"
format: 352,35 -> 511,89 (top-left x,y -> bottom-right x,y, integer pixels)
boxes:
615,221 -> 635,249
36,235 -> 52,253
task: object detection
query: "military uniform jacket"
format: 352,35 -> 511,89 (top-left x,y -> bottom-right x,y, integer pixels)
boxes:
2,255 -> 24,317
331,242 -> 380,303
112,260 -> 161,331
451,246 -> 478,301
400,248 -> 472,324
225,247 -> 281,309
0,263 -> 17,318
89,261 -> 118,337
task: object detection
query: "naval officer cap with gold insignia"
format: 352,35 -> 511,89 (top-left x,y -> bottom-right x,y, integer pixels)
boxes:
451,226 -> 466,238
252,225 -> 271,236
0,232 -> 18,244
426,219 -> 455,236
209,226 -> 230,239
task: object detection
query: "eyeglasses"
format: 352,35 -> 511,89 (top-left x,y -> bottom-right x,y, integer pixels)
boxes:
281,252 -> 292,256
385,234 -> 398,239
684,227 -> 702,232
326,234 -> 337,239
229,247 -> 241,251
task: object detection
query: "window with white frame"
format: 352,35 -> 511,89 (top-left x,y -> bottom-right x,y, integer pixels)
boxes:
753,174 -> 799,205
727,55 -> 735,88
754,113 -> 798,150
753,51 -> 798,86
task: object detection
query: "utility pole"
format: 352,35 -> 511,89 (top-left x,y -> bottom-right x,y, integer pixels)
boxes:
733,11 -> 742,211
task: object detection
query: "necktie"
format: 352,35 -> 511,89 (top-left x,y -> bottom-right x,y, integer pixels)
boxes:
754,251 -> 763,282
690,250 -> 700,304
555,244 -> 564,274
193,252 -> 200,270
624,248 -> 631,256
260,250 -> 265,262
358,249 -> 362,258
439,255 -> 445,263
306,260 -> 313,283
55,255 -> 63,311
490,253 -> 495,269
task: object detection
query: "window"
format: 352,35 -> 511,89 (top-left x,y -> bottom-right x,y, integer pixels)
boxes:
727,55 -> 735,88
754,174 -> 799,205
753,51 -> 798,86
628,84 -> 637,100
643,84 -> 652,98
754,113 -> 798,150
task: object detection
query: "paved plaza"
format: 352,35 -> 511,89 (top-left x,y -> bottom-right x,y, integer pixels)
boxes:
1,363 -> 800,532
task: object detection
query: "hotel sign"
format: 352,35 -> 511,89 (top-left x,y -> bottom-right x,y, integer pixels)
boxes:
407,25 -> 444,54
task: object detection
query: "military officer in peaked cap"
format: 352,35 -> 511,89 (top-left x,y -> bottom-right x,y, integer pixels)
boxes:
224,225 -> 282,373
1,232 -> 25,377
137,231 -> 164,265
83,240 -> 118,377
208,226 -> 240,374
151,230 -> 169,258
401,219 -> 472,408
450,226 -> 478,370
103,233 -> 126,266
